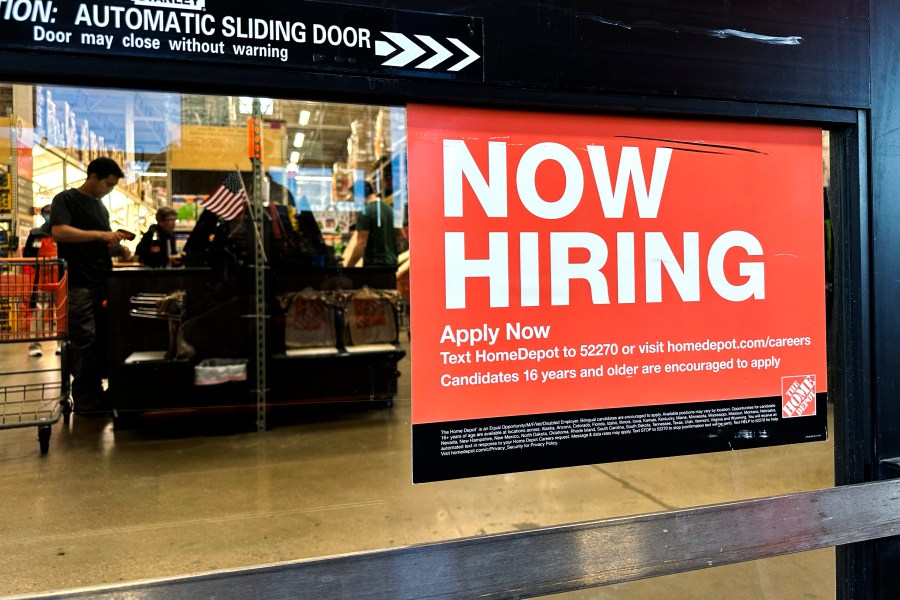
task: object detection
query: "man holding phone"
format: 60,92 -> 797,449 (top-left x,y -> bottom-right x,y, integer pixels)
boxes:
50,157 -> 132,415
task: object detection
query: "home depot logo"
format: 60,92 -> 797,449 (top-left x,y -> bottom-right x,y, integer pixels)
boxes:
782,375 -> 816,418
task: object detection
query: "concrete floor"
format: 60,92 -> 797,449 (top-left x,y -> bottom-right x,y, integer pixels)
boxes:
0,340 -> 835,598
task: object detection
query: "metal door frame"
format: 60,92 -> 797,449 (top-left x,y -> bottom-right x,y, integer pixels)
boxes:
3,101 -> 875,598
33,481 -> 900,599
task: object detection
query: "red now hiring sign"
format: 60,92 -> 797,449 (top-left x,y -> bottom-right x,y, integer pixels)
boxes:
407,104 -> 827,481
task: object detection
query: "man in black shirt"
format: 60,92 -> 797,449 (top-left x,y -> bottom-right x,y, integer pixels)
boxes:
50,157 -> 131,415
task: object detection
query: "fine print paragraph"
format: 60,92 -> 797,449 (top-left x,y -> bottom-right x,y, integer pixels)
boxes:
439,404 -> 779,456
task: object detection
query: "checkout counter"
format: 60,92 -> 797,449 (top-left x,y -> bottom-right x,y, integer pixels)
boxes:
105,264 -> 405,427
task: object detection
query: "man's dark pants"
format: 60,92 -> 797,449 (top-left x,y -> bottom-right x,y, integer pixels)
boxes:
67,286 -> 107,412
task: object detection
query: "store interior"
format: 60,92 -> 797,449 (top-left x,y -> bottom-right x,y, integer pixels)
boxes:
0,83 -> 836,598
3,87 -> 407,263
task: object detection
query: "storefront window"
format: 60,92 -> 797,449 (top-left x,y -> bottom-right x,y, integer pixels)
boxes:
0,82 -> 836,597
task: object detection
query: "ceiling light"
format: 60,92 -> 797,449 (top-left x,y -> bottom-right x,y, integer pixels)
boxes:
290,151 -> 300,163
293,132 -> 305,148
298,110 -> 311,126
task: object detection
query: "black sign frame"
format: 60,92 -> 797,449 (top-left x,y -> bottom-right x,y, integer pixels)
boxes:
0,0 -> 484,82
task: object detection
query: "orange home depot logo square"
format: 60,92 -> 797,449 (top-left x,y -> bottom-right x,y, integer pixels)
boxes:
782,375 -> 817,418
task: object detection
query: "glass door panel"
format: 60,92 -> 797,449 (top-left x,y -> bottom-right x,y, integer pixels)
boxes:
0,81 -> 837,596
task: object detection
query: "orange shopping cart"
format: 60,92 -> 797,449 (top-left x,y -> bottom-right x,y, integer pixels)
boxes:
0,258 -> 70,454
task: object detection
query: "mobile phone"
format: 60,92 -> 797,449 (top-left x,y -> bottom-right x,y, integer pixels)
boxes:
117,229 -> 136,241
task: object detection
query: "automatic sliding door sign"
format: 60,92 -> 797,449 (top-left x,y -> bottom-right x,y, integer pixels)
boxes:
0,1 -> 485,82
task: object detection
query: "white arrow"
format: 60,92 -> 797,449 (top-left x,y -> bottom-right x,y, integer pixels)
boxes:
380,32 -> 426,67
415,35 -> 453,69
375,40 -> 396,57
447,37 -> 481,72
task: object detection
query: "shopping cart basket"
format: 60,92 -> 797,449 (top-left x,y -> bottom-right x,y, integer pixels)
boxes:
0,258 -> 69,454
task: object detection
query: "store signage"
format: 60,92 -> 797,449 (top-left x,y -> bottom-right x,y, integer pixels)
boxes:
0,0 -> 483,81
407,105 -> 828,483
247,116 -> 261,160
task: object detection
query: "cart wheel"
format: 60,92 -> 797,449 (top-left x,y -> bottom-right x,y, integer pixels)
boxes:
38,426 -> 51,455
60,398 -> 73,425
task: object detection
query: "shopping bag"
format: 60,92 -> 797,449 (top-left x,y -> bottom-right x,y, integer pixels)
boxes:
343,286 -> 399,346
280,288 -> 337,349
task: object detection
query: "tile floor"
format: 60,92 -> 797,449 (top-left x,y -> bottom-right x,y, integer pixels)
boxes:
0,340 -> 835,598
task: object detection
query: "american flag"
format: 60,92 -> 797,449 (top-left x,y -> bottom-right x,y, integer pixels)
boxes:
200,172 -> 248,220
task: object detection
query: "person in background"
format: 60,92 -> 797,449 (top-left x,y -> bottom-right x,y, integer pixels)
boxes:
345,182 -> 398,267
135,206 -> 179,268
22,204 -> 58,357
50,157 -> 132,415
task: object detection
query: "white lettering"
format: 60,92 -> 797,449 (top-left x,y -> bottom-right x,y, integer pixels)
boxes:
34,25 -> 70,43
517,142 -> 583,219
443,140 -> 507,218
80,31 -> 112,48
123,33 -> 161,49
645,231 -> 700,302
550,232 -> 609,305
587,146 -> 672,218
617,232 -> 635,303
2,0 -> 53,22
438,138 -> 766,309
519,232 -> 540,306
707,231 -> 766,301
445,232 -> 509,309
